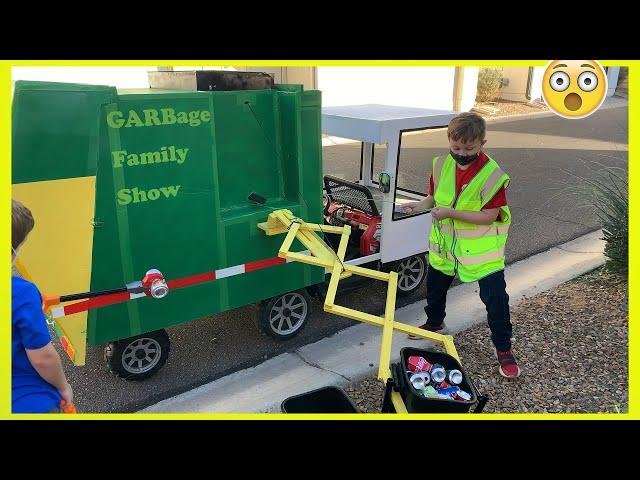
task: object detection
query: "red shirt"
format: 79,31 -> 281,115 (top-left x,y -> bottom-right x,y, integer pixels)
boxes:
428,151 -> 507,210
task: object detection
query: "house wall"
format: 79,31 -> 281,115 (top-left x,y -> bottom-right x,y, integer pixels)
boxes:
317,66 -> 459,110
12,66 -> 153,88
12,66 -> 482,112
497,67 -> 535,102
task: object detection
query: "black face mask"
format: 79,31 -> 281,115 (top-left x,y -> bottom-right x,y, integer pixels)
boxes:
450,150 -> 479,166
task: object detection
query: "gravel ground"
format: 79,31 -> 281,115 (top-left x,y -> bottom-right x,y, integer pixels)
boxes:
475,99 -> 549,118
344,267 -> 628,414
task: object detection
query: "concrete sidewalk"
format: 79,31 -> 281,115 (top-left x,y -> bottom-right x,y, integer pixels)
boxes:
140,230 -> 605,413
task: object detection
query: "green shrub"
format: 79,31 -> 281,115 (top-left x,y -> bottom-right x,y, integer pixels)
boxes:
476,67 -> 503,103
566,163 -> 628,274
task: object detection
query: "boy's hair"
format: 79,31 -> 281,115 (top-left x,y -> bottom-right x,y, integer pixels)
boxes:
448,112 -> 486,143
12,199 -> 35,250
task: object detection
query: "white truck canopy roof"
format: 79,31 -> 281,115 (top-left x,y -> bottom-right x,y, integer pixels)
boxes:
321,104 -> 458,143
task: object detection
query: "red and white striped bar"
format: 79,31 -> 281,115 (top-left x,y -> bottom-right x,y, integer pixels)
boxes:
49,251 -> 310,319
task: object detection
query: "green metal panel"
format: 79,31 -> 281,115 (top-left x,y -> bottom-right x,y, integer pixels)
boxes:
86,87 -> 325,345
12,81 -> 117,183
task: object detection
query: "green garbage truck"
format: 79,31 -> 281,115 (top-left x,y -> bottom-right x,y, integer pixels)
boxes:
12,72 -> 324,380
13,71 -> 454,381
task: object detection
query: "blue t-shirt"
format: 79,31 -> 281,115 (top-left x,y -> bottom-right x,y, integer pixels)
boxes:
12,276 -> 62,413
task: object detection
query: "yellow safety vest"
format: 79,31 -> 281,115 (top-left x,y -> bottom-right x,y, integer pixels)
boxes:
428,153 -> 511,282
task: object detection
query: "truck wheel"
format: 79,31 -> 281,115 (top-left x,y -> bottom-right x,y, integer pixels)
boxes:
393,254 -> 427,297
104,329 -> 170,381
257,289 -> 311,340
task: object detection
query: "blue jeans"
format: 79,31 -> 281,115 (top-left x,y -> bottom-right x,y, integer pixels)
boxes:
424,266 -> 513,351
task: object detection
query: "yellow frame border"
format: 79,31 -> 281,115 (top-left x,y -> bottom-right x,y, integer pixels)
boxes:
2,60 -> 635,421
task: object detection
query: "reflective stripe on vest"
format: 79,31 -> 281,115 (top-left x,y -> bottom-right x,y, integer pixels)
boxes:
432,155 -> 446,193
481,166 -> 510,207
456,247 -> 506,266
437,223 -> 510,238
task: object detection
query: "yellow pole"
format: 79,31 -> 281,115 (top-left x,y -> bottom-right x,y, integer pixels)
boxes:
301,223 -> 345,234
336,225 -> 351,261
274,210 -> 294,228
441,335 -> 461,363
390,391 -> 408,413
378,271 -> 398,380
343,263 -> 390,281
285,251 -> 333,269
298,229 -> 335,263
278,221 -> 300,257
324,261 -> 344,309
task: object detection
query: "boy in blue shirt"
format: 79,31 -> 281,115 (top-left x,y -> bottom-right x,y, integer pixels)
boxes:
12,199 -> 74,413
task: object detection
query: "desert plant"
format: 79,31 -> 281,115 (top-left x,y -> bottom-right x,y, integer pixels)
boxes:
564,162 -> 628,274
476,67 -> 503,103
616,67 -> 628,95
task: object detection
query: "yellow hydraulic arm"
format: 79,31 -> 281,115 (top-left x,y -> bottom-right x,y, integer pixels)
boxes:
259,209 -> 461,414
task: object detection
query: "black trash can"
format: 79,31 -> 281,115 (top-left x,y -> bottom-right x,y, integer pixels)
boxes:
382,347 -> 488,413
281,386 -> 360,413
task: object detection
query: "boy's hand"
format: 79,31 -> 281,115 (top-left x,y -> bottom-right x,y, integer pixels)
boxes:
59,382 -> 73,406
402,201 -> 421,214
431,207 -> 452,220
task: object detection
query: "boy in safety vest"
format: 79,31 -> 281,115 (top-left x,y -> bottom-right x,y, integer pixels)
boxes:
402,112 -> 521,378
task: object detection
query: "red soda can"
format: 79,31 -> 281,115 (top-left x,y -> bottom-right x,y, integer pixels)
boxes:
437,381 -> 450,389
407,356 -> 433,373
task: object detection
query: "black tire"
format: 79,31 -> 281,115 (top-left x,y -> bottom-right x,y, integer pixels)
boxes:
390,254 -> 427,297
104,329 -> 170,381
256,289 -> 312,340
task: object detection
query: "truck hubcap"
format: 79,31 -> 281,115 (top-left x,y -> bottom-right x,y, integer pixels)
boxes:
270,293 -> 307,335
397,257 -> 425,291
122,338 -> 161,374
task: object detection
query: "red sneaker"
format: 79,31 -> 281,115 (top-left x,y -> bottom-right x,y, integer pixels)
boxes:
408,323 -> 446,340
496,349 -> 521,378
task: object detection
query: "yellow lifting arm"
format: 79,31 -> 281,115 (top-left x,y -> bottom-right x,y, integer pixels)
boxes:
259,209 -> 461,387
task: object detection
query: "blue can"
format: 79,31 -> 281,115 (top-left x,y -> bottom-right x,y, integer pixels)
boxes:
436,386 -> 460,398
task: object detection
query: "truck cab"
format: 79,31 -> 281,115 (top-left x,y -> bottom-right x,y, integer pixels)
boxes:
320,104 -> 457,296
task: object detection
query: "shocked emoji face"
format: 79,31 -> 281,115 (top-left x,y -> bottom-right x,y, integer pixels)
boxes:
542,60 -> 608,119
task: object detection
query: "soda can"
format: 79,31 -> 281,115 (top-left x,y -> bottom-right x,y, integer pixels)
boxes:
426,392 -> 450,399
422,385 -> 437,398
436,386 -> 460,398
448,369 -> 463,385
430,364 -> 446,383
409,372 -> 431,390
424,387 -> 450,400
453,390 -> 472,401
437,381 -> 450,390
407,356 -> 432,373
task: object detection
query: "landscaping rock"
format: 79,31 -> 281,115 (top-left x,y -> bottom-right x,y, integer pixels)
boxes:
344,267 -> 628,414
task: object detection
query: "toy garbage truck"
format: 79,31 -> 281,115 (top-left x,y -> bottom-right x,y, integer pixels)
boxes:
11,73 -> 325,380
12,72 -> 458,381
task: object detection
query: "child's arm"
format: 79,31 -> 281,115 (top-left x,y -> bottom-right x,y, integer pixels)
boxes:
26,344 -> 73,405
402,195 -> 435,214
14,281 -> 74,406
433,207 -> 500,225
